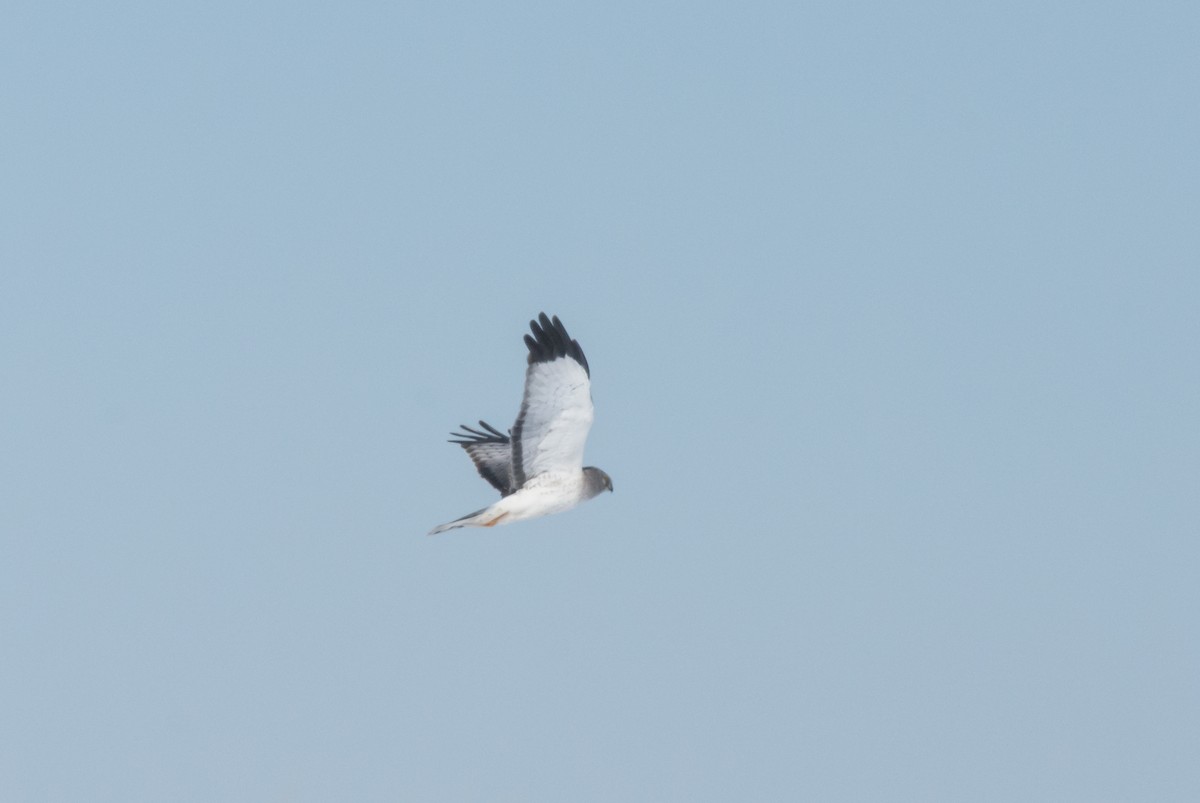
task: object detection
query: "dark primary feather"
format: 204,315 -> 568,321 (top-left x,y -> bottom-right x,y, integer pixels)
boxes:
524,312 -> 590,377
448,420 -> 514,496
449,420 -> 507,441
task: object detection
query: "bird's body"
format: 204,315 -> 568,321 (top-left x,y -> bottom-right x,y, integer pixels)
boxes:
429,471 -> 601,534
429,314 -> 612,535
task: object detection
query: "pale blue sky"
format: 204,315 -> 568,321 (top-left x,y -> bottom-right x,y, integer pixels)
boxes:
2,2 -> 1198,801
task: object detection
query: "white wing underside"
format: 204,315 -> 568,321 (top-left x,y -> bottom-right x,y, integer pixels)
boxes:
514,357 -> 594,483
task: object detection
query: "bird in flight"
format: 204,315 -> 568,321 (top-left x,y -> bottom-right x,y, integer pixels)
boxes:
429,313 -> 613,535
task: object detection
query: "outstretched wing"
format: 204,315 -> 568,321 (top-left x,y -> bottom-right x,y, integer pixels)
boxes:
511,313 -> 594,488
448,420 -> 514,496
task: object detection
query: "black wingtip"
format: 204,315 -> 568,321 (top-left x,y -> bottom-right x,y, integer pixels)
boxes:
478,420 -> 505,437
448,420 -> 511,445
524,312 -> 590,377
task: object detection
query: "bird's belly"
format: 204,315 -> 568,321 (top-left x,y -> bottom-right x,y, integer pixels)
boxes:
497,475 -> 584,522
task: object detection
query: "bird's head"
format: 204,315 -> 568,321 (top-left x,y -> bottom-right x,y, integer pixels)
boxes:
583,466 -> 613,497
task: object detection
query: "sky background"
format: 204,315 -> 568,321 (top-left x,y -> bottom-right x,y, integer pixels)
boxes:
2,2 -> 1198,801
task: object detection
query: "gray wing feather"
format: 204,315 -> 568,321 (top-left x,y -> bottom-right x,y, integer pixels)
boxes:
449,421 -> 514,496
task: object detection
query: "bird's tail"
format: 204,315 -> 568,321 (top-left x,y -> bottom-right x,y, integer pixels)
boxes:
427,506 -> 493,536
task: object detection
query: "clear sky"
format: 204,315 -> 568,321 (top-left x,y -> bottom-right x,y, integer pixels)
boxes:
2,2 -> 1197,801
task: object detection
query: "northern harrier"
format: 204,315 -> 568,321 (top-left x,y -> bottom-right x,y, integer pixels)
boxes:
429,313 -> 613,535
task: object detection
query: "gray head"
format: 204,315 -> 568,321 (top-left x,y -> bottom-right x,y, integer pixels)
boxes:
582,466 -> 614,499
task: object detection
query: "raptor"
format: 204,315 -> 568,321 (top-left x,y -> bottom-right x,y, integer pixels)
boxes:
429,313 -> 612,534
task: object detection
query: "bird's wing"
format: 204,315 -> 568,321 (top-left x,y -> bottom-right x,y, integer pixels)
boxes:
448,421 -> 514,496
511,313 -> 594,488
